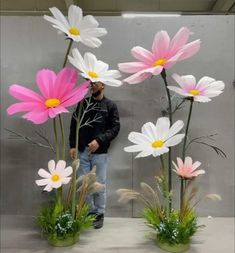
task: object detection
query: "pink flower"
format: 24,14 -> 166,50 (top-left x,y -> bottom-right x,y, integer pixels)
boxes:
7,67 -> 89,124
172,157 -> 205,179
118,27 -> 201,84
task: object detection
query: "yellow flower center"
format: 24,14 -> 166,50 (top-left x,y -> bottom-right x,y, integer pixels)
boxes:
152,140 -> 164,148
88,71 -> 99,78
45,98 -> 61,108
189,89 -> 200,96
69,27 -> 80,35
51,174 -> 60,182
153,58 -> 167,67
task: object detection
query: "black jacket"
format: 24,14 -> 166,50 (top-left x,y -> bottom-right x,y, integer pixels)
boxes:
69,96 -> 120,154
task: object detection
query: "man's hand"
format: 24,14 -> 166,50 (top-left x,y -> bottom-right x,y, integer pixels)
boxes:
88,140 -> 100,153
69,148 -> 77,159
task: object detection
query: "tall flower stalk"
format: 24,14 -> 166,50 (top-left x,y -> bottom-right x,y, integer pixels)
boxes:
160,69 -> 173,212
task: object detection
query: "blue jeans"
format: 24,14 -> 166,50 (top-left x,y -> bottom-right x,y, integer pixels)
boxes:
78,148 -> 108,214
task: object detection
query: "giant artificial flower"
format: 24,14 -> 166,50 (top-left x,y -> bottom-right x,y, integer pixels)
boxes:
7,67 -> 89,124
36,160 -> 73,192
167,74 -> 225,102
44,5 -> 107,48
124,117 -> 185,158
68,48 -> 122,87
172,157 -> 205,179
118,27 -> 201,84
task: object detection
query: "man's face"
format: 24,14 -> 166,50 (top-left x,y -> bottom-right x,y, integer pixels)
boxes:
90,81 -> 104,94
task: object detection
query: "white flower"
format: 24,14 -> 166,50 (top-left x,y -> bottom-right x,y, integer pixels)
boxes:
68,48 -> 122,87
35,160 -> 73,192
124,117 -> 185,158
44,5 -> 107,48
168,74 -> 225,103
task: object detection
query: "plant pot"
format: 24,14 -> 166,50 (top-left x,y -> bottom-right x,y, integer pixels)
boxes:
156,238 -> 190,253
48,233 -> 80,247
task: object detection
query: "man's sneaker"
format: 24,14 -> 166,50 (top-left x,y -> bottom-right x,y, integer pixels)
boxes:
93,213 -> 104,229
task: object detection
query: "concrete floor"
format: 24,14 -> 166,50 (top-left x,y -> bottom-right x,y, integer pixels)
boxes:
1,216 -> 234,253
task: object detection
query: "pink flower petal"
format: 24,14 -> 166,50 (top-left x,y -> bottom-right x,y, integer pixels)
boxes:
168,27 -> 191,57
22,110 -> 49,124
7,102 -> 43,115
9,85 -> 44,102
54,67 -> 78,99
36,69 -> 57,99
177,40 -> 201,61
191,161 -> 202,172
131,46 -> 155,64
123,71 -> 152,84
61,81 -> 89,107
152,31 -> 170,58
191,169 -> 205,177
48,106 -> 69,118
118,62 -> 149,73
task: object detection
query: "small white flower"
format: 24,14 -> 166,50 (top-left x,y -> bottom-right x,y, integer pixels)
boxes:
168,74 -> 225,103
69,48 -> 122,87
124,117 -> 185,158
44,5 -> 107,48
35,160 -> 72,192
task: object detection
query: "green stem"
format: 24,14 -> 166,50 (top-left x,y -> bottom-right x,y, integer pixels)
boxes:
180,98 -> 194,209
57,187 -> 63,206
182,99 -> 194,159
160,155 -> 169,217
62,39 -> 73,68
72,99 -> 84,218
53,118 -> 59,161
59,115 -> 65,160
161,69 -> 172,211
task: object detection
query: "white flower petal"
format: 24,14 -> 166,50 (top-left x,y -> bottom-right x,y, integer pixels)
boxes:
38,168 -> 51,178
184,157 -> 193,168
152,147 -> 169,157
81,36 -> 102,48
62,177 -> 72,184
94,60 -> 109,73
167,120 -> 184,139
196,76 -> 216,90
101,79 -> 123,87
62,166 -> 73,177
135,148 -> 153,158
141,122 -> 157,141
193,96 -> 211,103
191,161 -> 202,172
43,184 -> 53,192
55,160 -> 66,173
167,86 -> 189,96
51,181 -> 62,189
68,5 -> 82,27
124,145 -> 145,153
128,131 -> 152,144
155,117 -> 170,140
48,160 -> 55,174
164,134 -> 185,147
84,52 -> 97,70
49,7 -> 69,29
35,178 -> 50,186
80,15 -> 99,29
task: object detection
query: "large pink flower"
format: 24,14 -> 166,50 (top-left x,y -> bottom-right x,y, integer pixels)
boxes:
118,27 -> 201,84
7,67 -> 89,124
172,157 -> 205,179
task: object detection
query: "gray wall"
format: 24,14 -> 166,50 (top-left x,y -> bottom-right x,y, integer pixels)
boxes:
1,15 -> 234,217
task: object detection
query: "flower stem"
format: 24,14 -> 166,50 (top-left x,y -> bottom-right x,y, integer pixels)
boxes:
59,115 -> 65,160
62,39 -> 73,68
160,155 -> 169,217
180,98 -> 194,209
160,69 -> 172,211
71,99 -> 84,218
53,118 -> 59,161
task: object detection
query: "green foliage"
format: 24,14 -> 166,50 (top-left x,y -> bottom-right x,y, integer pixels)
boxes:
143,208 -> 200,245
36,203 -> 93,239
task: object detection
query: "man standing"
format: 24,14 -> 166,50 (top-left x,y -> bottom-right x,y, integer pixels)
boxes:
69,81 -> 120,229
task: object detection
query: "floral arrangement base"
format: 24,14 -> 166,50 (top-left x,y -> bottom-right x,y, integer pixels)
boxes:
48,233 -> 80,247
156,239 -> 190,253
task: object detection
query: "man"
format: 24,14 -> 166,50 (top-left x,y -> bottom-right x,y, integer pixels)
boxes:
69,81 -> 120,229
